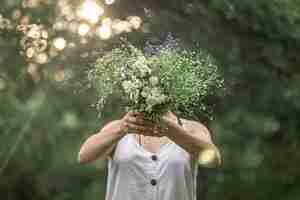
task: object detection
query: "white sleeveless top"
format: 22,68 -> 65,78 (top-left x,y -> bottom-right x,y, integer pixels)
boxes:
105,134 -> 198,200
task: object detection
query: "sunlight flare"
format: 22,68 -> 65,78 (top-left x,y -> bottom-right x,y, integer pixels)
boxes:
77,0 -> 104,24
105,0 -> 115,5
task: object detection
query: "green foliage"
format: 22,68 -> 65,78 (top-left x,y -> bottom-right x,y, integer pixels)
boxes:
150,48 -> 225,120
210,0 -> 300,39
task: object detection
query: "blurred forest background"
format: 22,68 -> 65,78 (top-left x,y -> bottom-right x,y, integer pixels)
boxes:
1,0 -> 300,200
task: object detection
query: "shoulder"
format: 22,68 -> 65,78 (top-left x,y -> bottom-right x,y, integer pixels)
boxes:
181,119 -> 212,139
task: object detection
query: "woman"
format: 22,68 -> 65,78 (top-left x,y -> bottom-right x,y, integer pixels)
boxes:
78,111 -> 221,200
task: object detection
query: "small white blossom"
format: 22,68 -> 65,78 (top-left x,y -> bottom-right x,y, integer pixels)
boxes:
149,76 -> 159,86
145,87 -> 167,110
121,80 -> 134,94
141,86 -> 150,97
132,56 -> 151,77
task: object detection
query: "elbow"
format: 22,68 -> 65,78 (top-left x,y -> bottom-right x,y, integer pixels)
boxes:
77,151 -> 85,164
77,149 -> 105,164
77,150 -> 90,165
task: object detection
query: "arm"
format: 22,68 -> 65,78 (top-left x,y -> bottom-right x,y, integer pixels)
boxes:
78,120 -> 125,164
78,112 -> 156,164
162,115 -> 222,168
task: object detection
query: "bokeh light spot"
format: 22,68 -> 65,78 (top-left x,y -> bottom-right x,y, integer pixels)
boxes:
102,17 -> 112,26
78,23 -> 90,36
97,25 -> 112,40
112,20 -> 131,34
127,16 -> 142,29
54,69 -> 65,82
26,47 -> 36,58
27,63 -> 40,82
77,0 -> 104,24
0,78 -> 6,91
53,37 -> 67,51
105,0 -> 115,5
35,53 -> 48,64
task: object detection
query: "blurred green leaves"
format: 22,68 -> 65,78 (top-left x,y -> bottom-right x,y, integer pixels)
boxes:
210,0 -> 300,39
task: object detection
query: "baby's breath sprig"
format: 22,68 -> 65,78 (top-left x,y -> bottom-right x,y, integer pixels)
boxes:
150,48 -> 225,120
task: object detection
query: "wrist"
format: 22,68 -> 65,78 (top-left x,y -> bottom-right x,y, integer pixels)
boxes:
116,120 -> 128,136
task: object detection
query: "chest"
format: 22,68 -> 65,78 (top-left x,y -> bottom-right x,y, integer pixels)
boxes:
134,135 -> 170,154
113,135 -> 193,169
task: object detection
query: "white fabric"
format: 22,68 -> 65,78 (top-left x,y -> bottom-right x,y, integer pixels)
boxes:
105,134 -> 198,200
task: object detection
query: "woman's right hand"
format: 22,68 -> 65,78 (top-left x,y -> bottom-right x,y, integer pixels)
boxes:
119,111 -> 155,136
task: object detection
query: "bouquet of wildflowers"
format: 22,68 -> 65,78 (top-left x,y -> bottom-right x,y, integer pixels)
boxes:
88,40 -> 225,121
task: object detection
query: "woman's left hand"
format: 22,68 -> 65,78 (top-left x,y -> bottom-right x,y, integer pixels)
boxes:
153,113 -> 181,137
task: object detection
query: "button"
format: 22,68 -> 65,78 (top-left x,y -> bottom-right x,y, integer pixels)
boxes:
151,155 -> 158,161
150,179 -> 157,186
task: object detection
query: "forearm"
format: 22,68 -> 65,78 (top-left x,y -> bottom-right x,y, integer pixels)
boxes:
78,120 -> 125,164
164,121 -> 212,155
163,119 -> 221,167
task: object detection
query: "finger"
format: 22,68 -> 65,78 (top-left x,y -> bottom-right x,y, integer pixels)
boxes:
126,117 -> 155,127
128,111 -> 142,117
135,114 -> 152,123
121,121 -> 130,132
127,123 -> 153,133
153,126 -> 165,137
125,111 -> 137,118
155,125 -> 169,136
137,118 -> 155,127
126,111 -> 136,118
145,129 -> 164,137
139,131 -> 155,137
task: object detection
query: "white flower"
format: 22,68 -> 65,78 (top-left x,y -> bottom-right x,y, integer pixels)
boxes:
121,78 -> 143,96
141,86 -> 150,97
132,56 -> 151,77
122,80 -> 134,93
145,87 -> 167,110
149,76 -> 159,86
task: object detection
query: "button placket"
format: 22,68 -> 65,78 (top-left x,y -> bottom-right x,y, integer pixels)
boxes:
148,154 -> 159,189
